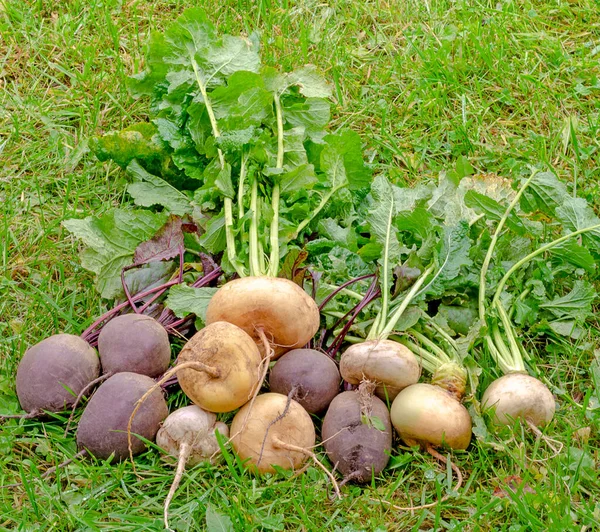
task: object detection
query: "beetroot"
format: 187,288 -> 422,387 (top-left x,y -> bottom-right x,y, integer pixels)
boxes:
15,334 -> 100,413
77,372 -> 168,461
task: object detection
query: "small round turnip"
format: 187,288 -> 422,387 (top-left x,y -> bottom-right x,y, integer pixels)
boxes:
390,382 -> 472,450
205,277 -> 320,359
269,349 -> 340,414
322,389 -> 392,483
340,339 -> 421,401
15,334 -> 100,414
230,393 -> 315,474
481,373 -> 555,427
177,321 -> 263,413
77,372 -> 168,461
98,314 -> 171,378
156,405 -> 229,530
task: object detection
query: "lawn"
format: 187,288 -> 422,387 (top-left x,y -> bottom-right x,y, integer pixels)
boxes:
1,0 -> 600,530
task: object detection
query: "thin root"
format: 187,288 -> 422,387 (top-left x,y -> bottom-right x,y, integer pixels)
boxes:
64,373 -> 112,436
526,419 -> 564,462
215,327 -> 272,458
272,436 -> 342,500
164,441 -> 191,532
127,361 -> 219,470
372,445 -> 463,512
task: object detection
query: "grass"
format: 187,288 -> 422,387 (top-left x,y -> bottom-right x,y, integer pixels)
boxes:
1,0 -> 600,529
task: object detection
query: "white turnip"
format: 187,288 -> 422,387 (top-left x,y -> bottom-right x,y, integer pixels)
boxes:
156,405 -> 229,530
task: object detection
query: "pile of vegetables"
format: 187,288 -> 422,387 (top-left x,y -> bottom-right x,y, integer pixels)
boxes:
4,7 -> 600,527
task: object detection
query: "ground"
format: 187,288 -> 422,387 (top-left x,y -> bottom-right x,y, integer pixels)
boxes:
1,1 -> 599,530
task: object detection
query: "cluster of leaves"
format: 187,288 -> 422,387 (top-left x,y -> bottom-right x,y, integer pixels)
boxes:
69,8 -> 370,301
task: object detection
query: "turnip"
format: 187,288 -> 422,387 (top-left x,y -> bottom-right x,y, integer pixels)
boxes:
268,348 -> 340,414
98,314 -> 171,378
14,334 -> 100,415
321,387 -> 392,483
177,321 -> 263,413
230,392 -> 340,496
335,176 -> 439,401
390,324 -> 472,451
481,373 -> 555,427
156,406 -> 229,530
474,172 -> 581,430
206,277 -> 320,360
230,393 -> 315,474
77,372 -> 168,461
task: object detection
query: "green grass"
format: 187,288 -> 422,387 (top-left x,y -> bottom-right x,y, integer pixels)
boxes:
1,0 -> 600,530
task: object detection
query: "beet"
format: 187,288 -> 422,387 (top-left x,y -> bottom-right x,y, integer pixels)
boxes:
15,334 -> 100,413
76,372 -> 168,461
98,314 -> 171,378
269,349 -> 340,414
322,390 -> 392,483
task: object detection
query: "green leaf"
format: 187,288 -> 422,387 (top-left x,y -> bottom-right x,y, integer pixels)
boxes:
205,504 -> 234,532
126,160 -> 192,215
90,122 -> 168,169
320,130 -> 371,190
63,210 -> 168,299
214,163 -> 234,199
427,221 -> 473,297
464,190 -> 526,235
539,280 -> 596,321
556,196 -> 600,252
367,174 -> 401,265
165,285 -> 219,322
280,164 -> 318,195
284,97 -> 330,137
550,239 -> 596,272
395,207 -> 434,241
525,171 -> 569,214
198,211 -> 226,253
285,65 -> 333,98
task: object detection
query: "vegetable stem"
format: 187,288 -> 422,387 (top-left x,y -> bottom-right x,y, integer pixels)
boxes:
238,155 -> 247,220
249,179 -> 261,276
293,184 -> 346,239
491,221 -> 600,307
224,198 -> 246,278
268,95 -> 285,277
379,265 -> 435,339
478,171 -> 537,322
495,300 -> 525,372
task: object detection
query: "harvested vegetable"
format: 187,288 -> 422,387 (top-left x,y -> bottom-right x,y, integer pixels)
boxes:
156,405 -> 228,530
206,277 -> 319,359
338,176 -> 426,400
15,334 -> 100,414
98,314 -> 171,378
77,372 -> 168,461
177,321 -> 263,413
322,387 -> 392,483
390,323 -> 472,450
230,392 -> 315,474
268,348 -> 340,414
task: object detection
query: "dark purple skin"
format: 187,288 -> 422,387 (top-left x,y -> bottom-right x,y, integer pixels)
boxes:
76,372 -> 168,461
269,349 -> 341,414
15,334 -> 100,413
322,391 -> 392,483
98,314 -> 171,378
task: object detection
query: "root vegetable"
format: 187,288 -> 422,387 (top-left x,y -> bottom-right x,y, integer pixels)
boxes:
156,405 -> 229,530
230,392 -> 315,474
177,321 -> 263,413
269,349 -> 340,414
77,372 -> 168,461
322,389 -> 392,483
340,339 -> 420,401
390,382 -> 472,450
15,334 -> 100,414
205,277 -> 320,359
98,314 -> 170,378
481,373 -> 555,427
